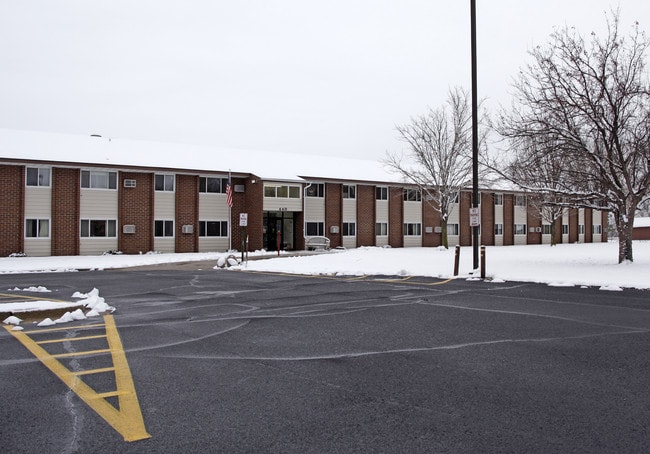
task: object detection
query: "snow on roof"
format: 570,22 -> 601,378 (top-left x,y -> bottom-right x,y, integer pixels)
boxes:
634,217 -> 650,228
0,128 -> 396,184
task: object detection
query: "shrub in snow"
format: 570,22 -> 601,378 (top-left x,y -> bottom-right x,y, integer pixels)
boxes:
3,315 -> 22,325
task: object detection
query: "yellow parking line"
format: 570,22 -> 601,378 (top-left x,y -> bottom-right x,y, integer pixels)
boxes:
73,366 -> 116,376
3,315 -> 150,442
36,334 -> 107,345
23,323 -> 105,334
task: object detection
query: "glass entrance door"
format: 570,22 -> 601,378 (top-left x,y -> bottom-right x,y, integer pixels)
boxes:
264,211 -> 295,251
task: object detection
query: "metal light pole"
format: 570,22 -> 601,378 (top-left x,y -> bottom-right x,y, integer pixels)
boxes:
470,0 -> 480,270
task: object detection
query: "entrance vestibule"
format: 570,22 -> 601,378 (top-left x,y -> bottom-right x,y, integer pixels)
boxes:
263,211 -> 295,251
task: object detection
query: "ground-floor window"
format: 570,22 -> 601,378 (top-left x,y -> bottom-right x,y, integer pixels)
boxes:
593,224 -> 602,234
515,224 -> 527,235
562,224 -> 569,235
578,224 -> 585,235
80,219 -> 117,237
25,219 -> 50,238
154,220 -> 174,237
305,222 -> 324,236
199,220 -> 228,237
404,223 -> 422,236
494,223 -> 503,236
542,224 -> 552,235
375,222 -> 388,236
447,223 -> 459,236
342,222 -> 356,236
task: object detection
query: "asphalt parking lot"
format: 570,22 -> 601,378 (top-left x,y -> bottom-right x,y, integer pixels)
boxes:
1,267 -> 649,453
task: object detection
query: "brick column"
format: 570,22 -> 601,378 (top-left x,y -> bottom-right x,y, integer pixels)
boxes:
480,192 -> 495,246
388,186 -> 403,248
118,172 -> 154,254
175,174 -> 199,252
325,183 -> 342,248
356,185 -> 375,247
0,165 -> 25,256
52,167 -> 80,256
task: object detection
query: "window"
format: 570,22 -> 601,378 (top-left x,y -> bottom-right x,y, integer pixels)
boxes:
264,185 -> 301,198
403,188 -> 421,202
199,177 -> 228,193
26,167 -> 50,187
305,222 -> 325,236
562,224 -> 569,235
376,187 -> 388,200
343,184 -> 356,199
305,184 -> 324,197
25,219 -> 49,238
154,220 -> 174,237
451,193 -> 460,204
447,223 -> 460,236
155,174 -> 175,192
404,223 -> 422,236
494,194 -> 503,206
514,195 -> 526,206
81,171 -> 117,189
375,222 -> 388,236
578,224 -> 585,235
515,224 -> 527,235
199,221 -> 228,237
593,224 -> 603,234
342,222 -> 356,236
542,224 -> 552,235
80,219 -> 117,237
494,223 -> 503,235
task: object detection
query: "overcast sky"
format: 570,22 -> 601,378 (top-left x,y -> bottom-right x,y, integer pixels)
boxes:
1,1 -> 648,160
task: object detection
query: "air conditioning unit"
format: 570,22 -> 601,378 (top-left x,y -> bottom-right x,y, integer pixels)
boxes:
123,179 -> 137,188
181,224 -> 194,234
330,225 -> 339,234
535,227 -> 542,233
123,224 -> 136,234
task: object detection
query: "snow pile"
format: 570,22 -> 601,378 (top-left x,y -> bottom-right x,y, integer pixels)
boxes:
8,286 -> 51,292
1,288 -> 115,330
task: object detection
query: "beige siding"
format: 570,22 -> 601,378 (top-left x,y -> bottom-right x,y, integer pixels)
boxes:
376,200 -> 388,222
155,192 -> 176,219
593,209 -> 602,242
199,237 -> 229,252
25,187 -> 52,217
198,193 -> 229,219
24,239 -> 51,257
80,238 -> 118,255
403,236 -> 422,247
154,237 -> 175,253
448,203 -> 460,246
304,197 -> 325,221
263,197 -> 303,212
342,237 -> 356,248
342,198 -> 356,221
80,189 -> 118,218
403,201 -> 422,223
514,206 -> 527,245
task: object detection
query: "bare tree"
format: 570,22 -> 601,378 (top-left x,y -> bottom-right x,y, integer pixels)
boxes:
498,11 -> 650,262
384,87 -> 480,248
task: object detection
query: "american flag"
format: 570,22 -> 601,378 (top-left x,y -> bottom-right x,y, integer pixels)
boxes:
225,175 -> 233,208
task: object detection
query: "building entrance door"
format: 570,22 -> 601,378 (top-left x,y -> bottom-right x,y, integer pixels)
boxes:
264,211 -> 295,251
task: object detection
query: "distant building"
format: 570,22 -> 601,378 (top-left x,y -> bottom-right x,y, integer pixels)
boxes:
633,217 -> 650,240
0,129 -> 608,257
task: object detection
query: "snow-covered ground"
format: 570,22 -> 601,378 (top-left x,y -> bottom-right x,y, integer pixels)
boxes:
2,241 -> 648,330
0,241 -> 647,289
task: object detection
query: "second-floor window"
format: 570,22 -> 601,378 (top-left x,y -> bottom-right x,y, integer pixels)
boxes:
26,167 -> 50,187
404,188 -> 421,202
155,174 -> 175,192
81,170 -> 117,189
199,177 -> 228,193
343,184 -> 356,199
376,187 -> 388,200
305,184 -> 324,197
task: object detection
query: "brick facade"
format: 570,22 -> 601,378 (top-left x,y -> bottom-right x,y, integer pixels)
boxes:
241,176 -> 264,252
503,194 -> 514,246
568,208 -> 579,243
175,174 -> 199,253
0,165 -> 25,256
356,184 -> 375,247
118,172 -> 154,254
527,202 -> 542,245
422,197 -> 441,247
52,167 -> 80,256
325,183 -> 342,248
459,192 -> 472,246
388,186 -> 403,248
480,192 -> 495,246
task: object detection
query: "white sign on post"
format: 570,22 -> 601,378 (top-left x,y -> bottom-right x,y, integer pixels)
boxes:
239,213 -> 248,227
469,207 -> 480,227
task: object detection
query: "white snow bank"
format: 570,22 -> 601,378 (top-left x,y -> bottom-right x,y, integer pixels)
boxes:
232,242 -> 650,290
8,286 -> 51,292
